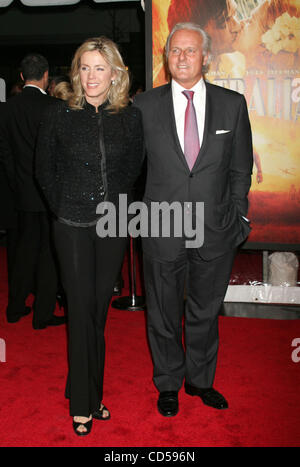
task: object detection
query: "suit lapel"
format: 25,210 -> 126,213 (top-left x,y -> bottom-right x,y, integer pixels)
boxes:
156,81 -> 215,172
157,84 -> 190,172
193,81 -> 212,171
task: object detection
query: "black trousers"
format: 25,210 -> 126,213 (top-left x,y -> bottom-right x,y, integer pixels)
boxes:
143,245 -> 236,392
5,226 -> 19,295
53,220 -> 128,417
6,211 -> 58,324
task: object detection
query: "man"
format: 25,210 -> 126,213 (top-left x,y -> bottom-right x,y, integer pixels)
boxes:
0,102 -> 18,300
1,53 -> 64,329
134,23 -> 253,416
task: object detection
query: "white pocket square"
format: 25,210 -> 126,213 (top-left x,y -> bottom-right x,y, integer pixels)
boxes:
216,129 -> 231,134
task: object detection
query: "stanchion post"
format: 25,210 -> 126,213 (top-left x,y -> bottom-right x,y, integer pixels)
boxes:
111,236 -> 146,311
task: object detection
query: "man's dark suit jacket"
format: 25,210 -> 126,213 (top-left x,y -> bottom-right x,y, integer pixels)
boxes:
1,86 -> 54,212
134,81 -> 253,261
0,102 -> 17,229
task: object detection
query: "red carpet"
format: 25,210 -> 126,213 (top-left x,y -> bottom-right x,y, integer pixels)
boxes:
0,246 -> 300,447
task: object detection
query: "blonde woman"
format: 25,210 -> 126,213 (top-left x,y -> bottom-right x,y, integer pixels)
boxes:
36,37 -> 144,436
52,80 -> 72,101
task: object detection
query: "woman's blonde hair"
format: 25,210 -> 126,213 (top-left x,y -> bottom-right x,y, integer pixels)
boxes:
68,36 -> 130,112
53,81 -> 73,101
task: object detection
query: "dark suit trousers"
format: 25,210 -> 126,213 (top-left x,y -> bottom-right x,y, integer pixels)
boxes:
5,226 -> 19,295
53,220 -> 128,417
6,211 -> 57,323
143,245 -> 236,392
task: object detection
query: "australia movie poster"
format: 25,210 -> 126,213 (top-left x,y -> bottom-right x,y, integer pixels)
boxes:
151,0 -> 300,247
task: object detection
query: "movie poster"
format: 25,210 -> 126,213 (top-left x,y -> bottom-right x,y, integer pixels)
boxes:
152,0 -> 300,247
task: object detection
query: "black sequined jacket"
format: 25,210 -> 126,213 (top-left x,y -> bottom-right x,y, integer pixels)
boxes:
35,99 -> 144,225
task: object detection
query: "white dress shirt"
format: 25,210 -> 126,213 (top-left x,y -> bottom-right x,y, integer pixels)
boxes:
171,78 -> 206,153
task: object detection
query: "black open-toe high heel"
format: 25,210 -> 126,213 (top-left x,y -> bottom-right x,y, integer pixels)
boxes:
92,404 -> 111,421
73,417 -> 93,436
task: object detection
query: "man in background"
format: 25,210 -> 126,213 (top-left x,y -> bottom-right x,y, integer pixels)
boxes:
0,101 -> 18,303
1,53 -> 64,329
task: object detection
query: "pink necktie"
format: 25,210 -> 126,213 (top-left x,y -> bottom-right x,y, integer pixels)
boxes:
182,90 -> 200,170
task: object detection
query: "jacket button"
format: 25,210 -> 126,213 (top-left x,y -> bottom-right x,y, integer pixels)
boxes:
189,173 -> 194,178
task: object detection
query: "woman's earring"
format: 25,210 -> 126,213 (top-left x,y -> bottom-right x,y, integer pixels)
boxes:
111,80 -> 115,85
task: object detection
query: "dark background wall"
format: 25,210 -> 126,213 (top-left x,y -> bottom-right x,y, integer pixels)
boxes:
0,0 -> 145,96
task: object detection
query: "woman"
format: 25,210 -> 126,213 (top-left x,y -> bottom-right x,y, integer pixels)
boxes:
36,37 -> 144,435
52,80 -> 72,101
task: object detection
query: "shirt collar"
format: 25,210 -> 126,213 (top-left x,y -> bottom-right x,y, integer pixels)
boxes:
23,84 -> 47,95
171,78 -> 205,98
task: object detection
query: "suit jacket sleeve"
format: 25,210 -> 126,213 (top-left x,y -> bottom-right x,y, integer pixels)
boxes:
230,95 -> 253,218
0,104 -> 16,192
123,106 -> 145,194
35,102 -> 58,210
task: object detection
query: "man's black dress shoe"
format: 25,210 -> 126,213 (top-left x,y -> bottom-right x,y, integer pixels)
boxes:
33,315 -> 67,330
6,306 -> 31,323
157,391 -> 179,417
185,383 -> 228,410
